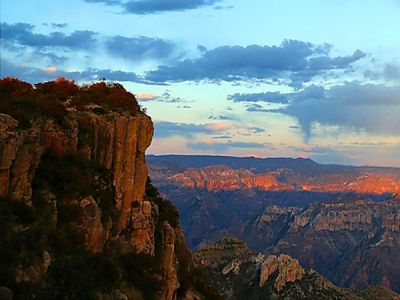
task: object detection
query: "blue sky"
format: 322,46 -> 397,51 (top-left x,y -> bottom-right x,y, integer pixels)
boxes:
1,0 -> 400,166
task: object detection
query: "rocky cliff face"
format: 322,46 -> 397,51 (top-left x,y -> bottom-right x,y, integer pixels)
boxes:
1,107 -> 154,254
234,196 -> 400,293
0,78 -> 220,300
150,163 -> 400,194
194,238 -> 399,300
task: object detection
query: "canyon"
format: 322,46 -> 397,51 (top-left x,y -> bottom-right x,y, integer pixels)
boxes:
148,155 -> 400,293
194,237 -> 399,299
1,78 -> 399,299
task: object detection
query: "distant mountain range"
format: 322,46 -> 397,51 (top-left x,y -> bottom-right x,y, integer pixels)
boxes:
147,154 -> 400,175
148,154 -> 400,293
148,155 -> 400,194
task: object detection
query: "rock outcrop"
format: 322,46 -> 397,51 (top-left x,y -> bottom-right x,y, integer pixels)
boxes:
0,78 -> 220,300
232,196 -> 400,293
194,238 -> 400,300
0,107 -> 154,253
259,254 -> 305,291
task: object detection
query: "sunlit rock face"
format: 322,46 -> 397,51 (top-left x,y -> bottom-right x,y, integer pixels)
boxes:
194,237 -> 400,300
1,108 -> 154,253
0,78 -> 221,300
152,163 -> 400,194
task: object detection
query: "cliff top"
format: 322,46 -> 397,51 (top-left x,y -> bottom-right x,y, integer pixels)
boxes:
0,77 -> 143,129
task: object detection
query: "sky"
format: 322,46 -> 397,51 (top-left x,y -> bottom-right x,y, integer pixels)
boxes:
1,0 -> 400,167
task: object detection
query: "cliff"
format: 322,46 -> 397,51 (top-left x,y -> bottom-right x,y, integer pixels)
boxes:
149,161 -> 400,194
0,78 -> 220,300
194,237 -> 399,300
234,196 -> 400,292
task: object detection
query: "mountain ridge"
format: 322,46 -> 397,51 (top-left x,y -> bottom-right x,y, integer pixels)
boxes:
147,154 -> 400,172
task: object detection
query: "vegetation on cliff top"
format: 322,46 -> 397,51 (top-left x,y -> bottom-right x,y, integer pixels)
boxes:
0,77 -> 142,129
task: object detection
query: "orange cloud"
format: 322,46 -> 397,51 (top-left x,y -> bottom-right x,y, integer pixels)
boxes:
206,123 -> 236,131
46,66 -> 58,73
136,92 -> 158,101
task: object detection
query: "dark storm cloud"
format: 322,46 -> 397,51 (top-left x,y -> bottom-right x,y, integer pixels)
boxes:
0,22 -> 96,50
84,0 -> 222,14
259,82 -> 400,141
187,141 -> 265,151
106,36 -> 177,61
145,40 -> 365,85
0,59 -> 141,83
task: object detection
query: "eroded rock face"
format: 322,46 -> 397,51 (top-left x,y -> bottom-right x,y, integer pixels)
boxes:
0,111 -> 154,253
159,222 -> 180,300
150,161 -> 400,194
194,238 -> 400,300
262,197 -> 400,292
259,254 -> 305,291
168,165 -> 292,191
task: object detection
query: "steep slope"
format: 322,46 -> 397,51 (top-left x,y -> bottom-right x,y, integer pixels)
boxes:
147,155 -> 400,293
0,78 -> 221,300
233,196 -> 400,292
194,238 -> 399,300
148,158 -> 398,250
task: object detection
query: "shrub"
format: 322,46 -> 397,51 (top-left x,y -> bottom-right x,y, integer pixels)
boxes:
0,77 -> 143,131
146,178 -> 180,228
120,252 -> 164,295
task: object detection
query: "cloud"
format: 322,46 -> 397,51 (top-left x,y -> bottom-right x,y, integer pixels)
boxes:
84,0 -> 222,14
142,90 -> 189,103
153,120 -> 266,139
51,23 -> 68,29
308,49 -> 365,70
135,92 -> 158,101
0,22 -> 96,50
106,35 -> 177,61
383,62 -> 400,82
187,140 -> 265,151
262,82 -> 400,141
364,61 -> 400,83
145,40 -> 365,85
245,103 -> 270,113
228,91 -> 290,103
212,135 -> 232,139
0,59 -> 141,83
208,114 -> 236,120
154,121 -> 218,138
1,22 -> 181,67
